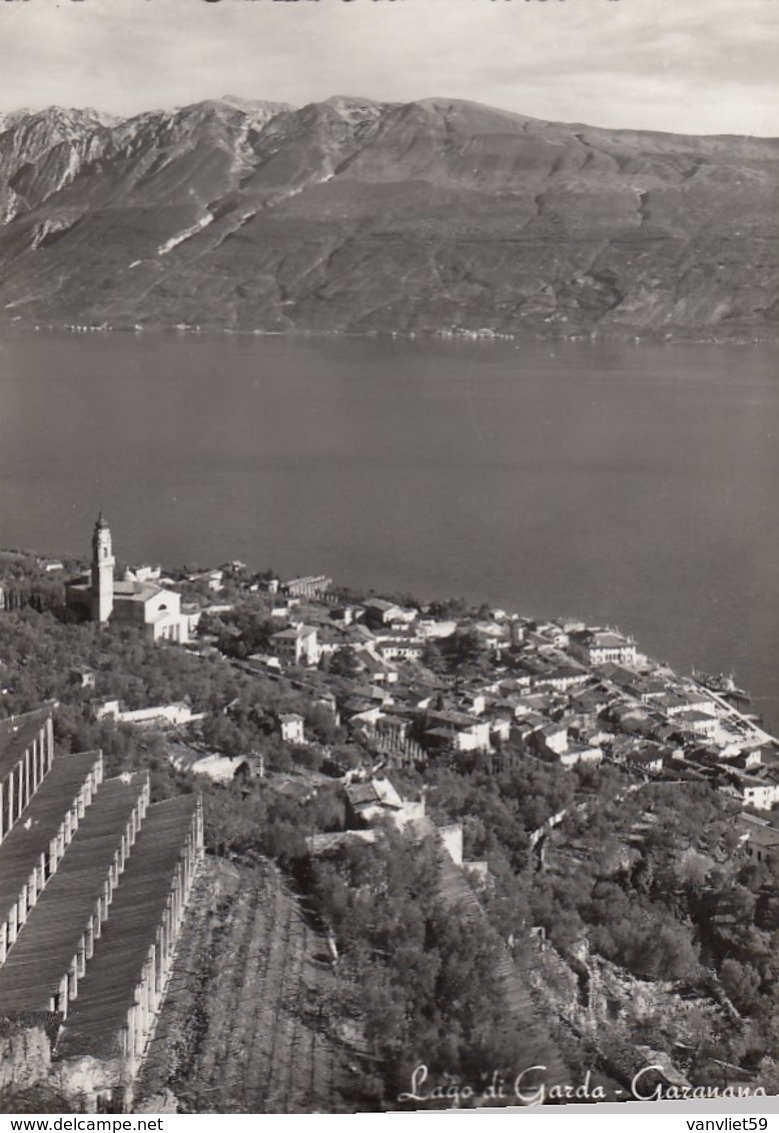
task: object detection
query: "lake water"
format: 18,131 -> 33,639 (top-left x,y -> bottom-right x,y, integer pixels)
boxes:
0,331 -> 777,731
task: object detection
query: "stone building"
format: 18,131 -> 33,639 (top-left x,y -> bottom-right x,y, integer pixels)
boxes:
67,515 -> 189,643
569,628 -> 638,668
278,712 -> 306,744
0,706 -> 203,1110
270,624 -> 319,666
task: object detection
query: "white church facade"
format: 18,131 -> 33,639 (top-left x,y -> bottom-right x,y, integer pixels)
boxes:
67,515 -> 189,643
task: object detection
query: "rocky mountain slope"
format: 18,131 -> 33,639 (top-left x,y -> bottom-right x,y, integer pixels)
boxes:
1,95 -> 779,339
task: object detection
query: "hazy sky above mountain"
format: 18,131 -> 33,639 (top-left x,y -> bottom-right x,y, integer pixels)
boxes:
1,0 -> 777,137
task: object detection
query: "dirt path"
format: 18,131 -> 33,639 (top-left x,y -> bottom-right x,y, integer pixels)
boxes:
137,856 -> 354,1113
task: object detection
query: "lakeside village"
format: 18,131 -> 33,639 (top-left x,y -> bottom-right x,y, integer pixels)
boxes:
3,516 -> 779,1112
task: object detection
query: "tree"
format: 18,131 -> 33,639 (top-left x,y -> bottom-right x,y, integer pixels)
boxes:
291,744 -> 324,776
262,821 -> 307,867
305,704 -> 343,745
327,646 -> 362,679
721,959 -> 763,1016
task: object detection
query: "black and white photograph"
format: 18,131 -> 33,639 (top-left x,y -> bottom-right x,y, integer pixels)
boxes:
0,0 -> 778,1116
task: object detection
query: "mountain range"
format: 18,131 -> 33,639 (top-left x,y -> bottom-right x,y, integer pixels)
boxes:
1,96 -> 779,339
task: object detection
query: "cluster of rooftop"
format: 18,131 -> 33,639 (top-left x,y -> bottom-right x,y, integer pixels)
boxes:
53,521 -> 778,864
212,579 -> 779,836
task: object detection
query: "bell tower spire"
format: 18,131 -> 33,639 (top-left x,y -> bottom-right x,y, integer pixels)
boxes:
91,513 -> 115,624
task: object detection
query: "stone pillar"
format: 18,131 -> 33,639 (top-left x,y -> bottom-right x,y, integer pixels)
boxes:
125,1009 -> 133,1064
46,715 -> 54,773
59,973 -> 69,1019
155,929 -> 164,993
135,999 -> 145,1056
149,946 -> 157,1007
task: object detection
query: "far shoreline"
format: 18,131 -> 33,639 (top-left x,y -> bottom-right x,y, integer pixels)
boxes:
2,322 -> 778,349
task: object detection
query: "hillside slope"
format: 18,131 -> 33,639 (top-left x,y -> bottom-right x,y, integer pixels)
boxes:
1,96 -> 779,339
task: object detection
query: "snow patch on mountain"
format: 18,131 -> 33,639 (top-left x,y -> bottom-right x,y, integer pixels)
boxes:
156,211 -> 214,255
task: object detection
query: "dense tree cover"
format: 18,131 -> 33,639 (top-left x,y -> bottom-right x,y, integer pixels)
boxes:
307,826 -> 557,1102
425,597 -> 471,619
0,551 -> 79,613
0,1084 -> 84,1113
412,756 -> 576,871
204,601 -> 278,660
0,608 -> 245,717
325,646 -> 362,679
421,628 -> 491,681
520,781 -> 743,978
327,586 -> 425,611
203,779 -> 305,863
519,777 -> 779,1075
402,752 -> 779,1066
0,605 -> 350,762
418,771 -> 779,1086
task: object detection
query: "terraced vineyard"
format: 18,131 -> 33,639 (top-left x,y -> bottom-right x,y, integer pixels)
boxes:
137,858 -> 356,1113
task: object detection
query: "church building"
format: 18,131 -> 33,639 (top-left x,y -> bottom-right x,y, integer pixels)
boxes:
67,515 -> 189,643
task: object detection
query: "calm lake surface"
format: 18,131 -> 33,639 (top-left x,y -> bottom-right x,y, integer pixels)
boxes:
1,331 -> 777,731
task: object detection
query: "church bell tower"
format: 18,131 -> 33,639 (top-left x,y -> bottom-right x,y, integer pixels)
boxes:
91,513 -> 115,624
